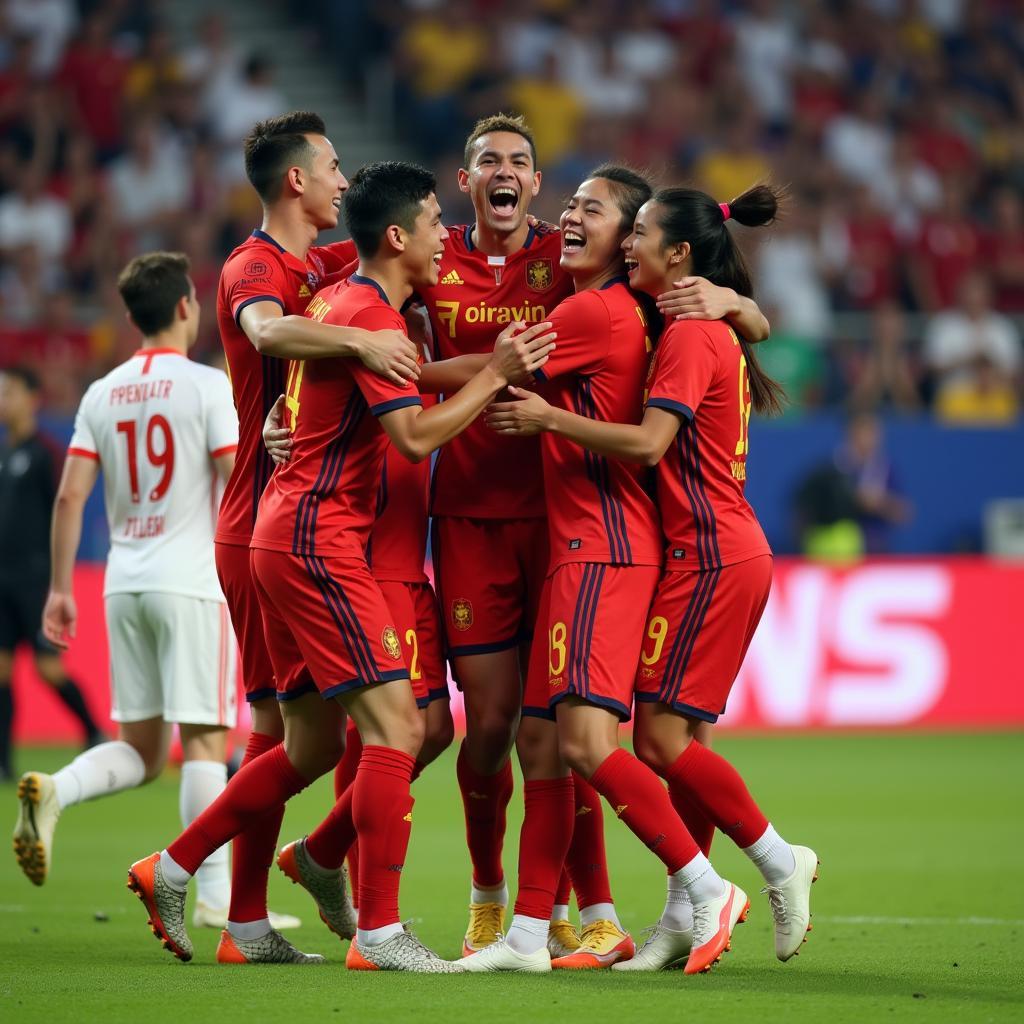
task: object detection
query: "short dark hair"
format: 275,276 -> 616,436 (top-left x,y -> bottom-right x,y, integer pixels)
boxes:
343,161 -> 437,258
117,252 -> 192,336
0,365 -> 40,392
243,110 -> 326,203
464,113 -> 537,169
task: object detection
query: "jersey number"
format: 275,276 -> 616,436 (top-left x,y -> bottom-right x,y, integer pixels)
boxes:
285,360 -> 305,430
116,416 -> 175,503
735,355 -> 752,457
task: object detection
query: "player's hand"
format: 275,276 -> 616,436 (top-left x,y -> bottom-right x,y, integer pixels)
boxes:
358,329 -> 421,386
490,321 -> 556,385
526,214 -> 558,233
485,386 -> 555,436
263,394 -> 293,465
42,590 -> 77,650
657,277 -> 739,321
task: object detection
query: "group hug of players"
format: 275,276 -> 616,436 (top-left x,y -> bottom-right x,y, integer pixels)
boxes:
12,110 -> 817,974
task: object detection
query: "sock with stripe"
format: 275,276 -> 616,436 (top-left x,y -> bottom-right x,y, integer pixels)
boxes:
512,776 -> 575,921
227,732 -> 287,923
566,772 -> 614,911
456,742 -> 514,890
588,748 -> 700,872
51,741 -> 145,808
180,760 -> 230,910
353,745 -> 416,931
166,743 -> 309,877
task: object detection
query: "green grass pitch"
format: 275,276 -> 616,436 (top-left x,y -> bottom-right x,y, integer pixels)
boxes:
1,733 -> 1022,1023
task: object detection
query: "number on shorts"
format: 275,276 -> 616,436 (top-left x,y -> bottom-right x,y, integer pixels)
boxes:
640,615 -> 669,666
405,628 -> 421,680
115,415 -> 175,503
285,360 -> 305,430
549,621 -> 567,678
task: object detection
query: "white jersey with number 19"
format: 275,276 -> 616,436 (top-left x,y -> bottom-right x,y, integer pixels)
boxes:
68,348 -> 238,600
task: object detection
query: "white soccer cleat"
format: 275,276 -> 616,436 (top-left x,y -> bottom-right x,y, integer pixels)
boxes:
763,845 -> 819,961
611,921 -> 693,972
685,881 -> 749,975
13,772 -> 60,886
458,937 -> 551,973
192,901 -> 303,931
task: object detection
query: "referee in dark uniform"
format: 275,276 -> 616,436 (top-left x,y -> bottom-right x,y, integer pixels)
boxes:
0,367 -> 105,781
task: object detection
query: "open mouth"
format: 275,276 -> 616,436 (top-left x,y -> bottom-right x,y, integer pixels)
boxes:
562,230 -> 585,254
624,256 -> 639,274
488,186 -> 519,215
432,252 -> 443,267
332,197 -> 342,211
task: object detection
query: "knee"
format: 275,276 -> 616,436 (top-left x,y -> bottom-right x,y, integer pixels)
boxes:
633,730 -> 671,775
419,708 -> 454,765
249,700 -> 284,741
515,717 -> 560,779
464,707 -> 518,764
285,731 -> 344,782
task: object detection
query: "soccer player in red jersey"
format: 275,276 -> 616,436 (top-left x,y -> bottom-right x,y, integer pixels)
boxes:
127,161 -> 555,972
460,166 -> 744,975
212,111 -> 420,956
487,184 -> 819,971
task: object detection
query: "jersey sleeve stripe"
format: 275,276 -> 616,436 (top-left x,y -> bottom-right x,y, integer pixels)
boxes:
646,397 -> 695,420
67,446 -> 99,460
369,396 -> 423,416
210,443 -> 238,459
233,294 -> 285,326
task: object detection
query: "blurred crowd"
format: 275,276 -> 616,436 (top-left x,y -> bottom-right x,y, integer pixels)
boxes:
1,0 -> 1023,426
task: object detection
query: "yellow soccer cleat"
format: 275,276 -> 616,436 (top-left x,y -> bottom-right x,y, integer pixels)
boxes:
547,918 -> 582,958
462,900 -> 506,956
13,772 -> 60,886
551,919 -> 635,969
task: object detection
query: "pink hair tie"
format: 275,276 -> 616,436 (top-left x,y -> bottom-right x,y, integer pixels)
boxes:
719,202 -> 731,222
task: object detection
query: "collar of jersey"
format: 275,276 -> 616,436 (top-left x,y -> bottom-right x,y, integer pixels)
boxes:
349,273 -> 391,305
463,223 -> 537,253
600,274 -> 630,290
250,229 -> 310,275
133,348 -> 184,358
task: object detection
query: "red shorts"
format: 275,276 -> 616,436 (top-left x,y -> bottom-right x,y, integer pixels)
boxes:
250,548 -> 408,702
216,541 -> 275,702
523,562 -> 660,722
635,555 -> 772,722
376,580 -> 449,709
431,516 -> 548,659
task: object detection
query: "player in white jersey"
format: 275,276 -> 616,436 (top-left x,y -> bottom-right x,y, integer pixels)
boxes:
8,254 -> 314,955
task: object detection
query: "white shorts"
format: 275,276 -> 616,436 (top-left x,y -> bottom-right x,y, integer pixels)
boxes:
105,592 -> 238,727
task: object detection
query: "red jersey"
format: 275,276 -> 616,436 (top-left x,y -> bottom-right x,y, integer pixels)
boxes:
215,230 -> 352,547
250,274 -> 422,559
645,319 -> 771,571
423,223 -> 572,519
533,278 -> 662,571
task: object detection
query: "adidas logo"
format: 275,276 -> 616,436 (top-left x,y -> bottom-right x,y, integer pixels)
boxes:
468,791 -> 489,801
440,269 -> 465,285
576,805 -> 592,816
615,804 -> 628,818
403,812 -> 413,822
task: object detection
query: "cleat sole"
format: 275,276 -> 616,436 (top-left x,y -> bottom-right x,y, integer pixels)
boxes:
13,775 -> 49,886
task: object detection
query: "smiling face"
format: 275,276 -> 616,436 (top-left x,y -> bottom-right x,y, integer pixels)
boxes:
299,134 -> 349,230
559,177 -> 630,283
460,131 -> 541,236
402,193 -> 449,288
622,200 -> 677,297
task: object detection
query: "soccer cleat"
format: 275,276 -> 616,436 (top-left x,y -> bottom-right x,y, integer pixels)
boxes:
216,928 -> 325,964
12,772 -> 60,886
611,921 -> 693,972
276,838 -> 356,940
551,919 -> 635,969
684,881 -> 749,975
763,845 -> 819,961
547,919 -> 582,958
459,937 -> 551,973
346,930 -> 462,973
192,901 -> 302,931
127,852 -> 193,962
462,900 -> 506,956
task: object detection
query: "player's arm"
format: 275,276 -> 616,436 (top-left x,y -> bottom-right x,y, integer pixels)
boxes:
239,301 -> 420,385
657,277 -> 770,343
212,450 -> 236,483
379,321 -> 556,463
44,455 -> 100,649
486,387 -> 683,467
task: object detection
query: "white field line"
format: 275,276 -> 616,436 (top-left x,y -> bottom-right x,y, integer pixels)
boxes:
817,915 -> 1024,927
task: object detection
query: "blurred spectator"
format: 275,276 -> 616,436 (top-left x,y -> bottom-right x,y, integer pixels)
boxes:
924,272 -> 1022,399
558,9 -> 645,118
0,244 -> 61,325
210,53 -> 287,152
0,162 -> 71,261
181,13 -> 243,117
505,52 -> 584,167
124,22 -> 185,108
870,130 -> 941,239
985,187 -> 1024,313
693,108 -> 772,203
848,303 -> 924,413
6,0 -> 77,75
935,354 -> 1020,425
823,89 -> 892,187
732,0 -> 797,125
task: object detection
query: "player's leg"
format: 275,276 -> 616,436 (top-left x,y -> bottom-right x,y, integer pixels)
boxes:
0,647 -> 15,782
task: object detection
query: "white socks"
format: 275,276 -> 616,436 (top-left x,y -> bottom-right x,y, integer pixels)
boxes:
580,902 -> 620,928
551,903 -> 570,922
471,880 -> 509,906
52,741 -> 145,809
672,852 -> 727,905
228,918 -> 271,941
743,823 -> 797,885
180,760 -> 229,910
358,922 -> 403,947
159,849 -> 191,890
505,913 -> 549,955
662,874 -> 694,931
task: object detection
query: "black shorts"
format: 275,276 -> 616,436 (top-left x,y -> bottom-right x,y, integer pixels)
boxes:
0,573 -> 57,654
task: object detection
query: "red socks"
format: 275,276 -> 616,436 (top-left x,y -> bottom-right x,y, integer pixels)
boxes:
168,742 -> 308,876
227,732 -> 288,922
589,748 -> 699,873
305,781 -> 356,871
667,785 -> 716,857
555,869 -> 571,907
335,721 -> 362,897
353,745 -> 416,930
566,772 -> 613,910
513,777 -> 575,920
456,742 -> 514,888
662,740 -> 769,848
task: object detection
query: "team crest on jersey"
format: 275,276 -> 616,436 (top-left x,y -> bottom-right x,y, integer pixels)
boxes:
526,259 -> 553,292
298,283 -> 311,298
452,598 -> 473,632
381,626 -> 402,661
